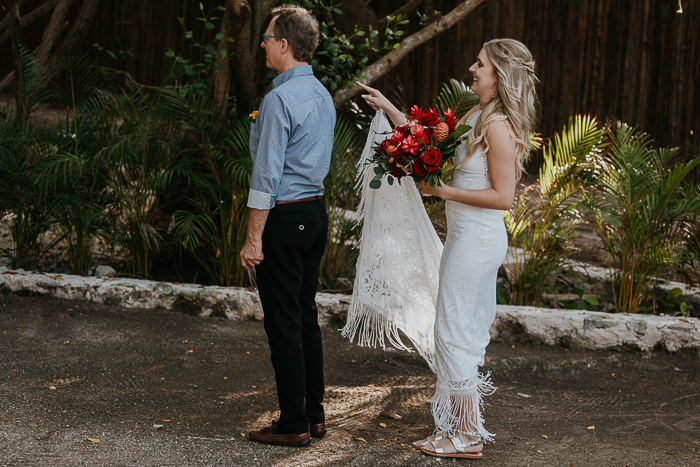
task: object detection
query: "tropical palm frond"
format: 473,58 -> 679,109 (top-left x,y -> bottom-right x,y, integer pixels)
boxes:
9,24 -> 50,122
539,115 -> 603,197
49,54 -> 102,109
437,79 -> 479,120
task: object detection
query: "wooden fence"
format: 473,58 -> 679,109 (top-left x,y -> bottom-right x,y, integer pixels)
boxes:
2,0 -> 698,158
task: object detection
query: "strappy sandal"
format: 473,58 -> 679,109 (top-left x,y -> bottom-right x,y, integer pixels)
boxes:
420,436 -> 484,459
412,430 -> 445,449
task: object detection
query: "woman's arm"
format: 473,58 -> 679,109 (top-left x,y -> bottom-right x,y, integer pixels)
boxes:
417,120 -> 517,211
356,82 -> 407,127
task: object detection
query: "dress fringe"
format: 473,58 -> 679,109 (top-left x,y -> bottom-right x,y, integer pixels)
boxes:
431,372 -> 497,441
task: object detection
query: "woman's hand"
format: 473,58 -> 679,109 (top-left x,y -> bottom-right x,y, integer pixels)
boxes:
416,179 -> 445,198
356,82 -> 407,127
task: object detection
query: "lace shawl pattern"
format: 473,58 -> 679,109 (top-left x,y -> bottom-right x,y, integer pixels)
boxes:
341,111 -> 443,371
343,110 -> 501,442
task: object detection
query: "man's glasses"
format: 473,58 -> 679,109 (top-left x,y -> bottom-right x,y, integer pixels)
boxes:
262,34 -> 277,44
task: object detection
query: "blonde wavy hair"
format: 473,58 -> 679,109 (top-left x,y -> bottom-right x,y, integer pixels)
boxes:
462,38 -> 539,181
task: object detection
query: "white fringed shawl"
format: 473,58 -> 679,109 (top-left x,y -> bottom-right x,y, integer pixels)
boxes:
341,111 -> 443,372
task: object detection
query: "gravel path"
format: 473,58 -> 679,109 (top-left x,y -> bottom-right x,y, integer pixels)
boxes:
1,294 -> 699,466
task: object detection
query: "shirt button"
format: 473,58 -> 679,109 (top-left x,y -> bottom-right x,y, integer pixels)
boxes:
299,225 -> 305,231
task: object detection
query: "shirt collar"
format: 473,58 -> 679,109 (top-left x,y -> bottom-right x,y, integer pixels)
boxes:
272,65 -> 313,88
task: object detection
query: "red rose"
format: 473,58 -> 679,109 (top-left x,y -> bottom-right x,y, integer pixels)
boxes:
444,108 -> 456,132
423,148 -> 442,172
419,108 -> 440,127
412,158 -> 428,177
390,161 -> 406,179
410,105 -> 423,120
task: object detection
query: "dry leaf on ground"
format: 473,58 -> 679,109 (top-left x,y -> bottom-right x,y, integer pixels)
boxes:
86,437 -> 100,443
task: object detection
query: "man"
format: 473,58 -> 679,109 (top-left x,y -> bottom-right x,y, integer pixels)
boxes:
240,5 -> 335,448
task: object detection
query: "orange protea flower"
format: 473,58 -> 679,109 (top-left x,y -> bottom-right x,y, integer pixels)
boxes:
433,122 -> 449,144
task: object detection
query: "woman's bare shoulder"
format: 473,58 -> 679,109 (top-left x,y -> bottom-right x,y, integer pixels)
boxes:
485,118 -> 515,141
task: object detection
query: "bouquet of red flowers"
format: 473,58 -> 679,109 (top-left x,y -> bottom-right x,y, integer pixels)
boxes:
368,106 -> 470,189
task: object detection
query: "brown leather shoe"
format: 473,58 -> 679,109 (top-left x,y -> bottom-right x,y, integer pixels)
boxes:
309,422 -> 327,438
272,418 -> 327,438
248,426 -> 310,447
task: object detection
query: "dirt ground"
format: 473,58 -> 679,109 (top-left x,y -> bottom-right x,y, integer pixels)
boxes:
1,293 -> 699,467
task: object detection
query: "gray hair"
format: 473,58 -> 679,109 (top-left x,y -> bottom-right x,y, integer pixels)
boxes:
271,5 -> 320,63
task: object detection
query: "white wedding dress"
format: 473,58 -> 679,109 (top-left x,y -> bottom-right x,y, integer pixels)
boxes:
343,110 -> 507,441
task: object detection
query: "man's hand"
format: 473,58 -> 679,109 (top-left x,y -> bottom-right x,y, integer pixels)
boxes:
240,238 -> 264,269
240,208 -> 270,269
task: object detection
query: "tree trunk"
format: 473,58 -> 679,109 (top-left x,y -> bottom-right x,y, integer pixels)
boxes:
35,0 -> 77,64
36,0 -> 100,84
0,0 -> 30,33
332,0 -> 487,107
54,0 -> 100,56
250,0 -> 277,57
9,1 -> 24,125
0,0 -> 100,93
211,0 -> 237,121
231,0 -> 256,112
0,0 -> 59,48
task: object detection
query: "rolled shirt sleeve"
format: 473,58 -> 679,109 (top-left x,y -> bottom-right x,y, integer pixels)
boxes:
247,93 -> 290,210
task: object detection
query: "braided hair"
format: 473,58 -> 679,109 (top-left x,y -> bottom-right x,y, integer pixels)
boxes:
462,38 -> 539,181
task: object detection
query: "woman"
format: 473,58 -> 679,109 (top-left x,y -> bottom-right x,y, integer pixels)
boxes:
358,38 -> 538,459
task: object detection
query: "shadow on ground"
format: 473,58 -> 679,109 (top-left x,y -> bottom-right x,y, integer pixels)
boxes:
1,294 -> 699,466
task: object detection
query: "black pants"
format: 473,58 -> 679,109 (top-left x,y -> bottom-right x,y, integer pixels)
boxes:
255,198 -> 327,434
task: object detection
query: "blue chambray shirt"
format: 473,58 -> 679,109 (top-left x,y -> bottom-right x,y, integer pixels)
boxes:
247,65 -> 336,210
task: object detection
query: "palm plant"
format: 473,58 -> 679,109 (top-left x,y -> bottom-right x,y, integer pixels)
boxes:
319,115 -> 362,291
103,76 -> 193,278
582,123 -> 700,314
504,115 -> 604,305
172,104 -> 252,287
0,123 -> 52,269
33,55 -> 113,275
0,32 -> 52,269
